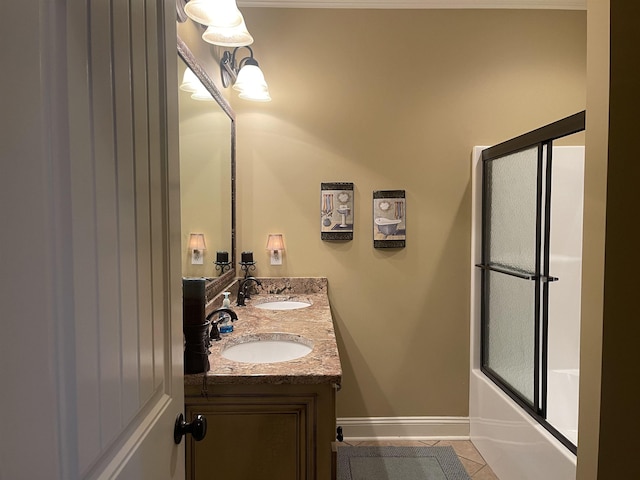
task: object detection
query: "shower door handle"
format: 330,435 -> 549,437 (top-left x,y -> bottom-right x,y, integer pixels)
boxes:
475,263 -> 534,280
475,264 -> 558,282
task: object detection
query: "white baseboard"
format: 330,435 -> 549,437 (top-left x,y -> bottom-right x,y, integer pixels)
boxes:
337,416 -> 470,441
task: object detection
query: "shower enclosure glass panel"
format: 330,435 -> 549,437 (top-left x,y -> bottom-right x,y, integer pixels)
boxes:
486,147 -> 539,274
477,111 -> 585,455
485,271 -> 536,403
482,145 -> 541,407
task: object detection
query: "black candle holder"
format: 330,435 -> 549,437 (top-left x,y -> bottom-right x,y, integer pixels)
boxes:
214,261 -> 232,275
239,261 -> 256,278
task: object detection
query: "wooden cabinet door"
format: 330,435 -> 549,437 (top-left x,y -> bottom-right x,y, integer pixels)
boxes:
186,393 -> 316,480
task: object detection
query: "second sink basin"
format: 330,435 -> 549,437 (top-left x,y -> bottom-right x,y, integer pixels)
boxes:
221,334 -> 313,364
253,296 -> 312,310
255,301 -> 311,310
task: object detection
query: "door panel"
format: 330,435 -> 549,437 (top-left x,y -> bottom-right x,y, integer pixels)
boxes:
1,0 -> 183,476
0,0 -> 184,478
485,146 -> 539,273
481,145 -> 543,409
484,271 -> 536,404
73,1 -> 184,478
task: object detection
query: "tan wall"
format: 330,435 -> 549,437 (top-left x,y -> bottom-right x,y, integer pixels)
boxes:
228,8 -> 586,417
577,0 -> 609,477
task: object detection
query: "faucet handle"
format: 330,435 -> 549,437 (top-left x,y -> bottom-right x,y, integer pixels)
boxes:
209,322 -> 221,341
236,291 -> 246,306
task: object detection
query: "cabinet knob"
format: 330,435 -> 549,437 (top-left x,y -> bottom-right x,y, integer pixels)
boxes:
174,413 -> 207,444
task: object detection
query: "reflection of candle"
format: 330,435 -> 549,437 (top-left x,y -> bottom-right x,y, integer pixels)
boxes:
216,251 -> 229,263
241,251 -> 254,263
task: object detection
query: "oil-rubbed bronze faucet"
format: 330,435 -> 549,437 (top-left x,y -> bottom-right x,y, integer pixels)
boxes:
207,308 -> 238,341
236,277 -> 262,306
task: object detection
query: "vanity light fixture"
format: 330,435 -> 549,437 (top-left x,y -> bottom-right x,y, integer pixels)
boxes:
188,233 -> 206,265
202,17 -> 253,47
184,0 -> 243,29
183,0 -> 254,48
266,234 -> 285,266
220,46 -> 271,102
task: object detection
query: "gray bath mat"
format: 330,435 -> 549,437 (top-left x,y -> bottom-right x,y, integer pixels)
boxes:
337,446 -> 471,480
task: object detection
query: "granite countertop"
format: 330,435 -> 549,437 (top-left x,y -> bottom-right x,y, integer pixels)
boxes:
185,277 -> 342,387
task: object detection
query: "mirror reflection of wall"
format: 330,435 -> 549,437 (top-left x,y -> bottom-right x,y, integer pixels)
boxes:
178,57 -> 232,278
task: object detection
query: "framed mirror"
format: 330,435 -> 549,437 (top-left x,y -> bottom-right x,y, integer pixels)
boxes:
177,37 -> 236,296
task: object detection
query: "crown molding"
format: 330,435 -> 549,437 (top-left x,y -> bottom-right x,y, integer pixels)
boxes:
238,0 -> 586,9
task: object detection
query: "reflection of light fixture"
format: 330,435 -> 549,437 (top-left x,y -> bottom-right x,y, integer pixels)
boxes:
189,88 -> 214,102
220,46 -> 271,102
180,68 -> 200,92
180,68 -> 214,102
266,234 -> 284,265
188,233 -> 206,265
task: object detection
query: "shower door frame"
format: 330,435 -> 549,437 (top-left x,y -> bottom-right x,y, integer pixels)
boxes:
477,111 -> 585,454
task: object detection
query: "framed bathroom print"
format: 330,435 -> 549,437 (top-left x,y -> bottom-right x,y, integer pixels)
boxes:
373,190 -> 406,248
321,182 -> 354,240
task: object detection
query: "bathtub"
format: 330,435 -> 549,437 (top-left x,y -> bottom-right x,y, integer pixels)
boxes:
374,217 -> 401,235
470,146 -> 583,480
469,266 -> 578,480
547,369 -> 580,445
469,369 -> 577,480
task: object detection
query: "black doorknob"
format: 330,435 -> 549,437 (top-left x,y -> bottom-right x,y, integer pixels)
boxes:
174,413 -> 207,444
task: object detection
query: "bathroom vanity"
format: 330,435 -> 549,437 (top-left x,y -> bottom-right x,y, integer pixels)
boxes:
184,277 -> 341,480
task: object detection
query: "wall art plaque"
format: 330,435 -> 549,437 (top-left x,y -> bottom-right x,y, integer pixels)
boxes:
321,182 -> 354,241
373,190 -> 406,248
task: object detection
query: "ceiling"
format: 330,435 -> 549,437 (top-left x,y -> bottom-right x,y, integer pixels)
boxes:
238,0 -> 586,9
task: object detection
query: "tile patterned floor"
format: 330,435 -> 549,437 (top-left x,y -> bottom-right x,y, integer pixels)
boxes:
338,439 -> 499,479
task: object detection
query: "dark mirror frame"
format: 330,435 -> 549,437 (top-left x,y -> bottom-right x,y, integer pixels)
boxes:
177,36 -> 236,296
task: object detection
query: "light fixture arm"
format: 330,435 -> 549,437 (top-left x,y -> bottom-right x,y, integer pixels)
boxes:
220,51 -> 237,87
220,46 -> 256,88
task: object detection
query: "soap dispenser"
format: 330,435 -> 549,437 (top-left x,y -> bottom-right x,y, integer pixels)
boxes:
219,292 -> 233,334
222,291 -> 231,308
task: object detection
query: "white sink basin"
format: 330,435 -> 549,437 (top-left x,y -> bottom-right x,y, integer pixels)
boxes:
221,334 -> 313,363
254,299 -> 312,310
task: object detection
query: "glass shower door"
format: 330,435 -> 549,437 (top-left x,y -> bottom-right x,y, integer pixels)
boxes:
477,111 -> 585,455
481,145 -> 545,409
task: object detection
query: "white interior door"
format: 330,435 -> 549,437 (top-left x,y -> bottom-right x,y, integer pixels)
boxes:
68,0 -> 185,477
0,1 -> 185,479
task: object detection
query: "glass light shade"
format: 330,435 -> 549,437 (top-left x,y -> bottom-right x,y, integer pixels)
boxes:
266,234 -> 284,251
188,233 -> 206,251
180,68 -> 201,93
190,89 -> 215,101
202,18 -> 253,47
184,0 -> 243,27
234,63 -> 271,102
238,88 -> 272,102
233,64 -> 268,93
